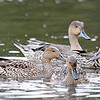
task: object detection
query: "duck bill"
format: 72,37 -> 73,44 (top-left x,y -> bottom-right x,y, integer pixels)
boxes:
89,52 -> 100,61
79,30 -> 90,40
57,53 -> 66,62
72,67 -> 79,80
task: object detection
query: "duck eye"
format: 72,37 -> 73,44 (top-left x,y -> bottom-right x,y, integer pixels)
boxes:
75,25 -> 78,28
52,50 -> 55,52
69,62 -> 71,64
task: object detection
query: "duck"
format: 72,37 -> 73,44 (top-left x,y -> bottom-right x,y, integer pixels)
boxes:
51,55 -> 88,85
0,46 -> 66,79
13,20 -> 98,69
13,20 -> 90,60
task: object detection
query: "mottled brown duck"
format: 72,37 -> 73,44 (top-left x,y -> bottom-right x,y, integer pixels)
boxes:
0,47 -> 66,80
51,55 -> 88,85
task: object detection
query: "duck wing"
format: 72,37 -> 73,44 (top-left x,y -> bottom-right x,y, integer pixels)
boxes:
0,57 -> 45,79
13,40 -> 99,69
14,40 -> 70,60
73,50 -> 95,58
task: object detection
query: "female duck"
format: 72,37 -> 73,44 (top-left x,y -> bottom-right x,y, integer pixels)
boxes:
0,47 -> 66,79
13,20 -> 90,60
51,56 -> 88,85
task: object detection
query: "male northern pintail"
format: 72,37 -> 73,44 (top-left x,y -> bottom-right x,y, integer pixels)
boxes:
51,55 -> 88,85
0,47 -> 66,79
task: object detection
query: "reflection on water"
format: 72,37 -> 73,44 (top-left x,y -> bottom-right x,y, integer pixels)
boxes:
0,71 -> 100,100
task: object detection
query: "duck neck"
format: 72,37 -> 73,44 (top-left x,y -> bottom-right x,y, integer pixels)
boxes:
69,34 -> 82,51
67,67 -> 72,76
62,66 -> 75,85
42,58 -> 54,76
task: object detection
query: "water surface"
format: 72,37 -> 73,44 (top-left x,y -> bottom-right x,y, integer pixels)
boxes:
0,73 -> 100,100
0,0 -> 99,56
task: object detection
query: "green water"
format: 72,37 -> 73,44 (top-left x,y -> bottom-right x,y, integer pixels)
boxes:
0,0 -> 99,56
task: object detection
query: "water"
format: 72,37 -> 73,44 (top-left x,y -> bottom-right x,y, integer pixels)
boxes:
0,0 -> 99,56
0,73 -> 100,100
0,0 -> 99,100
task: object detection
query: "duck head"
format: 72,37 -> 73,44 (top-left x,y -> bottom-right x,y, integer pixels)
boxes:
67,55 -> 79,80
69,21 -> 90,40
43,46 -> 66,62
68,21 -> 90,51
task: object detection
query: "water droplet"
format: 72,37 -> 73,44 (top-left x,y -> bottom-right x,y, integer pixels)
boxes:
45,33 -> 48,37
91,38 -> 96,42
55,0 -> 61,4
0,43 -> 5,46
78,0 -> 86,2
25,34 -> 28,37
9,51 -> 20,54
96,46 -> 99,50
7,0 -> 13,2
0,0 -> 4,2
3,49 -> 5,52
54,36 -> 57,39
18,0 -> 24,2
63,35 -> 69,39
44,11 -> 48,16
39,0 -> 44,3
17,54 -> 19,57
30,38 -> 36,41
51,36 -> 54,39
25,13 -> 29,17
17,39 -> 20,42
42,24 -> 47,28
94,36 -> 98,39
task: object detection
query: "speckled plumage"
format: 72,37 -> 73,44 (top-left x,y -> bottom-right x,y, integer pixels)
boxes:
51,56 -> 88,85
0,47 -> 66,80
13,21 -> 99,69
0,59 -> 45,79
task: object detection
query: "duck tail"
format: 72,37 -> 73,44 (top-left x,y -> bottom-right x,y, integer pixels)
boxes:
13,42 -> 23,49
13,42 -> 29,57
